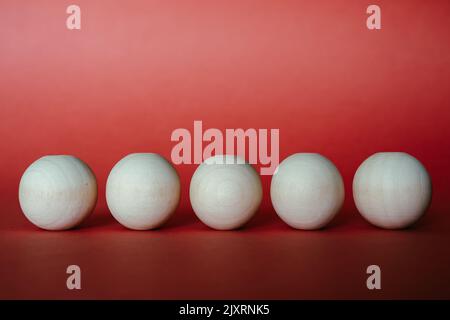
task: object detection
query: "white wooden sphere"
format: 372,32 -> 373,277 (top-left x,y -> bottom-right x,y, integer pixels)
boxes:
106,153 -> 180,230
19,155 -> 97,230
270,153 -> 345,230
190,155 -> 262,230
353,152 -> 432,229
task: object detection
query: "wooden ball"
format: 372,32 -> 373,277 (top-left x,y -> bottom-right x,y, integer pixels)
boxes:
271,153 -> 345,230
353,152 -> 432,229
19,155 -> 97,230
106,153 -> 180,230
190,155 -> 262,230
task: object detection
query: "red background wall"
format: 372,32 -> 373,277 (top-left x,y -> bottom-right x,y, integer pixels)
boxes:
1,0 -> 450,299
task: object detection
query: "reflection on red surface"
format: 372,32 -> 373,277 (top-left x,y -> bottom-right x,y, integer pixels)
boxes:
1,201 -> 450,299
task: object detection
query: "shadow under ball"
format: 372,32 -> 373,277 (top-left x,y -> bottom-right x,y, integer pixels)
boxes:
190,155 -> 262,230
270,153 -> 345,230
353,152 -> 432,229
106,153 -> 180,230
18,155 -> 98,230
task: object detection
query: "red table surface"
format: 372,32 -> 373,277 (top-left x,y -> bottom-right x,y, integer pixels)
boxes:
1,0 -> 449,299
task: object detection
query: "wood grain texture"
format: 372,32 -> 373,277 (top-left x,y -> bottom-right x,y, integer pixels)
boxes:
106,153 -> 180,230
353,152 -> 432,229
271,153 -> 345,230
18,155 -> 97,230
190,155 -> 262,230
